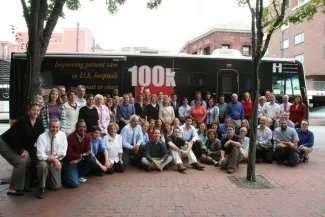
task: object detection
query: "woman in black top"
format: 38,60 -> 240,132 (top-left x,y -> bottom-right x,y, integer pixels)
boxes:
134,93 -> 147,122
146,94 -> 159,121
0,103 -> 44,196
78,94 -> 100,133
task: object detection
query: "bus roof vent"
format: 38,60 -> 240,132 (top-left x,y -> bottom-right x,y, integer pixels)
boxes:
212,49 -> 243,57
139,49 -> 160,54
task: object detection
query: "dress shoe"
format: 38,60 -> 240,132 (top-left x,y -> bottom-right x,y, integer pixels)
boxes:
37,188 -> 45,199
178,164 -> 187,173
191,162 -> 205,170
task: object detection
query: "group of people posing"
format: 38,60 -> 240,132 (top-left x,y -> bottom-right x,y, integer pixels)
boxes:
0,86 -> 314,200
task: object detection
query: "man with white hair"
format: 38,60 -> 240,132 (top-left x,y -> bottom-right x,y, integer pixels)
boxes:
280,95 -> 292,114
121,115 -> 144,166
75,85 -> 86,107
225,93 -> 245,132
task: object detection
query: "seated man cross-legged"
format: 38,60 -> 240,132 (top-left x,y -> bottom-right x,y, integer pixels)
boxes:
141,128 -> 173,171
36,119 -> 68,199
166,127 -> 205,173
296,119 -> 314,162
274,118 -> 300,166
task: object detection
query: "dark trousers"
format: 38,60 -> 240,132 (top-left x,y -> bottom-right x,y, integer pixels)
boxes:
191,140 -> 203,159
275,146 -> 300,166
117,121 -> 127,133
92,152 -> 125,174
256,145 -> 273,163
107,162 -> 125,174
62,155 -> 96,188
122,146 -> 144,167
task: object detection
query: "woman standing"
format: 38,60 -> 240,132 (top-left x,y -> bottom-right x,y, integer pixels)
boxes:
241,92 -> 252,121
107,98 -> 116,124
78,94 -> 100,133
62,90 -> 80,135
190,99 -> 207,125
159,97 -> 175,124
146,94 -> 160,121
257,96 -> 267,122
94,94 -> 110,135
40,88 -> 66,131
205,98 -> 219,129
134,93 -> 147,122
0,103 -> 44,196
103,123 -> 125,174
289,95 -> 307,127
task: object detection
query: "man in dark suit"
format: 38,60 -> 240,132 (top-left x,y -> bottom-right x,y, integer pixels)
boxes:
170,93 -> 180,119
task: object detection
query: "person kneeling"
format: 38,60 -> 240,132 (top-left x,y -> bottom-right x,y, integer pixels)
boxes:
166,127 -> 205,173
141,129 -> 172,172
36,119 -> 68,199
219,124 -> 242,174
62,120 -> 96,188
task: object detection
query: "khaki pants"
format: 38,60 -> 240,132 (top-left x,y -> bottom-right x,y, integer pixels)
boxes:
220,146 -> 242,169
298,146 -> 312,156
170,145 -> 198,165
141,156 -> 173,170
37,160 -> 62,189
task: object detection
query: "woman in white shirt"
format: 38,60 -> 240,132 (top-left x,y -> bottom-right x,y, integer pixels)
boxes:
103,123 -> 124,174
62,90 -> 80,135
239,127 -> 250,161
159,97 -> 175,124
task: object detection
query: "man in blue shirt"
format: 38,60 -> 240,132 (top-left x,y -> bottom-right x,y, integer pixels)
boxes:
116,94 -> 135,132
225,93 -> 245,133
296,119 -> 314,162
121,115 -> 144,167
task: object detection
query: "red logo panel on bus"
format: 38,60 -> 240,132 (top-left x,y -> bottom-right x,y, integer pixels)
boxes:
128,65 -> 176,96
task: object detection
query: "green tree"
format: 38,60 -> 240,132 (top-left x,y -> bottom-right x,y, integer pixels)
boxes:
19,0 -> 163,106
238,0 -> 324,182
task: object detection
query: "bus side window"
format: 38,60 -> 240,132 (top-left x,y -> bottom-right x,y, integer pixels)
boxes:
285,77 -> 293,96
292,76 -> 301,95
272,75 -> 284,96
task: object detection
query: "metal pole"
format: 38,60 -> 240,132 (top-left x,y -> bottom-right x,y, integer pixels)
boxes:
76,22 -> 79,52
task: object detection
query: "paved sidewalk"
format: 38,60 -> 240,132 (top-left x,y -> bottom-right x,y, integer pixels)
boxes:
0,149 -> 325,217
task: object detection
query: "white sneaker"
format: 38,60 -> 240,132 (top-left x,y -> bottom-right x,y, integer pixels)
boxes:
79,177 -> 87,183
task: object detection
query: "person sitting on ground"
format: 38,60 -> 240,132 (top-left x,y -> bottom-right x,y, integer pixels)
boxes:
199,129 -> 221,166
166,127 -> 205,173
219,124 -> 242,174
238,127 -> 249,162
120,115 -> 144,167
239,119 -> 250,137
36,119 -> 67,199
256,116 -> 273,163
90,126 -> 110,176
141,121 -> 150,145
180,117 -> 203,159
62,119 -> 95,187
296,119 -> 314,162
141,128 -> 173,171
197,123 -> 208,145
103,123 -> 125,174
273,118 -> 300,167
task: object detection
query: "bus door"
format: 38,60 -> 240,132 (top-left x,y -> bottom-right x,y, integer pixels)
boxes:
217,69 -> 239,101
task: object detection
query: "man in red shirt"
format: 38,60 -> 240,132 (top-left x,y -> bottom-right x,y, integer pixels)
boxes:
62,119 -> 95,188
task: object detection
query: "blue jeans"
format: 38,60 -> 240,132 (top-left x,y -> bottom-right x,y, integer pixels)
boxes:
62,155 -> 96,188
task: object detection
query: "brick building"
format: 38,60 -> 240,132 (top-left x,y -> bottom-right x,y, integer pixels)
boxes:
266,0 -> 325,87
179,21 -> 252,56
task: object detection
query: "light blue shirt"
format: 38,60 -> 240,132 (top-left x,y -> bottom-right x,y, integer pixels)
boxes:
121,124 -> 144,149
206,106 -> 219,124
178,105 -> 191,122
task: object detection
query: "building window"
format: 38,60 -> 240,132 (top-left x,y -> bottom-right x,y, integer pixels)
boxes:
280,39 -> 289,50
204,46 -> 210,55
295,54 -> 304,64
280,24 -> 289,31
222,44 -> 230,49
294,33 -> 304,45
298,0 -> 305,6
242,46 -> 250,56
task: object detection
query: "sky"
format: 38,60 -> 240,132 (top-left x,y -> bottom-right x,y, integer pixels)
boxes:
0,0 -> 251,52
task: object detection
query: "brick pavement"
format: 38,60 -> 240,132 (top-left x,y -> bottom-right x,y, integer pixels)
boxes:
0,149 -> 325,217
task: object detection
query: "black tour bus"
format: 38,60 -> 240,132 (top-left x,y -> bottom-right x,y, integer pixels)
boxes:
9,51 -> 308,124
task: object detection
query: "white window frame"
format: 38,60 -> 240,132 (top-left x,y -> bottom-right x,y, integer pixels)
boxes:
280,39 -> 289,50
294,33 -> 304,45
242,46 -> 250,56
222,45 -> 229,49
294,54 -> 304,64
280,24 -> 289,31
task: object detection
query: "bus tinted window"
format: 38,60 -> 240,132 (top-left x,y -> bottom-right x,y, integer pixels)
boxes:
273,75 -> 300,96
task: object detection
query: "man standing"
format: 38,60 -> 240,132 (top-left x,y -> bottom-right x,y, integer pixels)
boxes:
121,115 -> 144,167
62,120 -> 95,188
180,117 -> 202,158
280,95 -> 292,114
166,127 -> 205,173
116,94 -> 135,131
170,93 -> 180,119
262,93 -> 280,130
256,117 -> 273,163
141,129 -> 172,171
75,85 -> 86,107
224,93 -> 245,132
36,119 -> 68,199
219,124 -> 242,174
216,94 -> 227,123
57,86 -> 66,96
273,118 -> 300,166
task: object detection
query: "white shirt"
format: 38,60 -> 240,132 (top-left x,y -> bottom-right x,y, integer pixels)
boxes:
62,102 -> 80,135
76,97 -> 86,107
36,131 -> 68,161
180,124 -> 199,142
103,134 -> 123,163
280,102 -> 292,113
256,125 -> 272,147
262,102 -> 280,119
